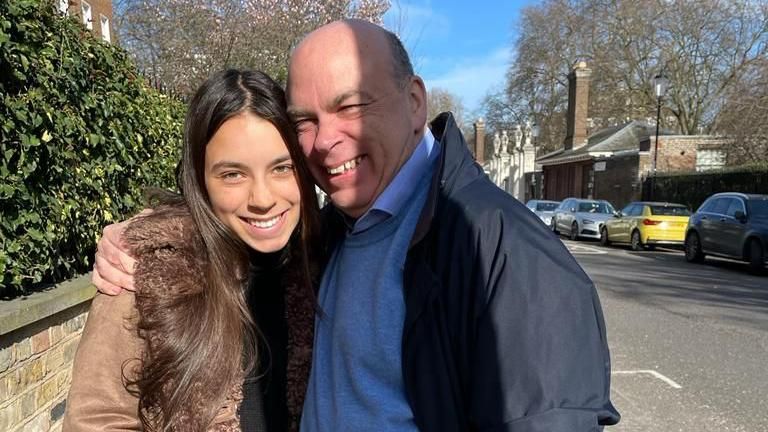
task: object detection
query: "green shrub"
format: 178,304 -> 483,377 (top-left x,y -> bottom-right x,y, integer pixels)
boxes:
0,0 -> 185,297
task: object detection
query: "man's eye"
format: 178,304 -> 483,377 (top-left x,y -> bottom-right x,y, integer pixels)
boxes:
340,104 -> 364,113
294,120 -> 316,134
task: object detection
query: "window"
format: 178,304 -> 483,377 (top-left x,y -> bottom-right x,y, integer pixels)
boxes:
536,202 -> 559,212
650,205 -> 690,216
58,0 -> 68,14
710,198 -> 732,216
630,205 -> 644,217
748,198 -> 768,217
100,15 -> 111,43
699,198 -> 717,213
81,1 -> 92,30
578,201 -> 614,214
725,199 -> 745,218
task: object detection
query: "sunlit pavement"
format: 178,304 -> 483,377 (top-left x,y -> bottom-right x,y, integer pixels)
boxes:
562,239 -> 768,432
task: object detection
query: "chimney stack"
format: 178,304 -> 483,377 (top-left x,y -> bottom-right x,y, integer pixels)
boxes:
473,118 -> 486,164
564,61 -> 591,151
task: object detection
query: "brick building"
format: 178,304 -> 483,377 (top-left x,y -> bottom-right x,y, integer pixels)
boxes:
536,62 -> 728,208
58,0 -> 114,44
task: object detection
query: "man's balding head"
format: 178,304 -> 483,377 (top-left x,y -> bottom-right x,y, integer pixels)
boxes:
289,19 -> 413,92
286,20 -> 428,218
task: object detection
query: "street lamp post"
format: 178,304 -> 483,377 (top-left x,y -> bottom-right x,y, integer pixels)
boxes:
651,73 -> 668,199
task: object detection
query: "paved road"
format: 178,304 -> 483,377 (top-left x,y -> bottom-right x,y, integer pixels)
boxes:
563,239 -> 768,432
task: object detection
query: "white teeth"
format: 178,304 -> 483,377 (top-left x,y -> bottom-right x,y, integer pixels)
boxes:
247,215 -> 280,229
327,157 -> 362,175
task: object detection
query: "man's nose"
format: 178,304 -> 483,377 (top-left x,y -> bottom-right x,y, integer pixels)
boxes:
314,116 -> 342,153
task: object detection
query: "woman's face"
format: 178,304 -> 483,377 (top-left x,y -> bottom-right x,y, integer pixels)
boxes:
204,112 -> 301,253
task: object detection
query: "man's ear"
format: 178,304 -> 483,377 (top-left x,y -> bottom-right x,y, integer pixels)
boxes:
406,75 -> 428,134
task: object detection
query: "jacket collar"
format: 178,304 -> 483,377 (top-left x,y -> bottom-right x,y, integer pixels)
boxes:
409,112 -> 485,248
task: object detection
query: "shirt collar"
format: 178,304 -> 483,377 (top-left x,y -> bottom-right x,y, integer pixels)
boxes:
345,129 -> 438,233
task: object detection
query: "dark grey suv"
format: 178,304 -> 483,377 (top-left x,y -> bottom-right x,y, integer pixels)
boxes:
684,192 -> 768,273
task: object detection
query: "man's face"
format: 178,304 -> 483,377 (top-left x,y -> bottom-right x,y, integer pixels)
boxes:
287,23 -> 426,218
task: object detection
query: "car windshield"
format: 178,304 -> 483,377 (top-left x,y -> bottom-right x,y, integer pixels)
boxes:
578,202 -> 614,214
650,205 -> 690,216
748,199 -> 768,217
536,202 -> 559,212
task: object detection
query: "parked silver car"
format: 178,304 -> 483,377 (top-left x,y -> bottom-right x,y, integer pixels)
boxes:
552,198 -> 616,240
525,199 -> 561,227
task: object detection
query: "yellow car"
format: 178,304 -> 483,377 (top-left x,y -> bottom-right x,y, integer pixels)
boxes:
601,201 -> 691,250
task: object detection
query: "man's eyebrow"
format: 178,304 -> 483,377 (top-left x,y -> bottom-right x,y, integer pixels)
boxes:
287,107 -> 312,120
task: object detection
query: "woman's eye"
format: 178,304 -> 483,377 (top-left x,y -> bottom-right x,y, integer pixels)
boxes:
274,164 -> 294,175
221,172 -> 244,181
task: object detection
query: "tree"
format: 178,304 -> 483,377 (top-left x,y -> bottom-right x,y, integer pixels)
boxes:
492,0 -> 768,159
114,0 -> 390,96
427,87 -> 465,126
714,57 -> 768,164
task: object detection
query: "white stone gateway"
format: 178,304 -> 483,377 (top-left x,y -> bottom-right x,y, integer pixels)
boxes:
482,122 -> 538,202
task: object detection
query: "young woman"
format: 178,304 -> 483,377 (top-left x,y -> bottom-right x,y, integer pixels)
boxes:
63,70 -> 320,432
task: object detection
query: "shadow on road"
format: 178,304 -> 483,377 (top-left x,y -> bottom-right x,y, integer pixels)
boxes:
576,244 -> 768,331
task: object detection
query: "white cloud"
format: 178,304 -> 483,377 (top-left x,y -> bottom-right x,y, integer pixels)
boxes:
424,47 -> 511,114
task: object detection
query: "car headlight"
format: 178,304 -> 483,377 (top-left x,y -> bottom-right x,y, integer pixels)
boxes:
582,219 -> 595,225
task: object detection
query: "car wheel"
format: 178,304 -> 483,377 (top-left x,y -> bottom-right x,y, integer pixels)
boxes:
570,222 -> 579,241
600,226 -> 610,246
685,231 -> 705,263
551,218 -> 559,235
630,230 -> 643,251
747,238 -> 765,274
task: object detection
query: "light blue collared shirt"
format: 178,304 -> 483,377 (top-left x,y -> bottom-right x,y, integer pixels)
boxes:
350,129 -> 438,234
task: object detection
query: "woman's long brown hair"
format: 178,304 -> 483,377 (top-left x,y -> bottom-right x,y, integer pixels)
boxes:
128,70 -> 320,431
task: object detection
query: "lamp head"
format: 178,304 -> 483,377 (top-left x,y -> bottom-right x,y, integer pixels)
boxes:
653,73 -> 668,98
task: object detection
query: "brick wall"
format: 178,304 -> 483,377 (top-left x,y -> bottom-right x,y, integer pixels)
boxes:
644,136 -> 729,174
594,153 -> 642,208
0,277 -> 95,432
66,0 -> 114,43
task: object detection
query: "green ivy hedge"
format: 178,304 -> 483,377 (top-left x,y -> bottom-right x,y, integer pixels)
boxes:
1,0 -> 185,297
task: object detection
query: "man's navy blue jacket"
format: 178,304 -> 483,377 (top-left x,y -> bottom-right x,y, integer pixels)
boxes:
320,113 -> 620,431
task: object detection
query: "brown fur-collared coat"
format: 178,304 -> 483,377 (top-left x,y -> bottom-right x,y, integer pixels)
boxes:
63,209 -> 314,431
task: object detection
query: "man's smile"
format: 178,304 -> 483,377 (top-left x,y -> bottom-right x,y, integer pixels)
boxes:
326,156 -> 364,175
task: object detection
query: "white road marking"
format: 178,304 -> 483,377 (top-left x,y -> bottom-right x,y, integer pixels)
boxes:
562,241 -> 608,255
612,370 -> 683,389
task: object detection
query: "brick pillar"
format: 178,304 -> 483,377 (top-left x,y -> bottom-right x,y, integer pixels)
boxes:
473,118 -> 485,164
564,61 -> 591,151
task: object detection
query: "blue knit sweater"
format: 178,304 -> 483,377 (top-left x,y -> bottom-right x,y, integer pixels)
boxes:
300,172 -> 432,432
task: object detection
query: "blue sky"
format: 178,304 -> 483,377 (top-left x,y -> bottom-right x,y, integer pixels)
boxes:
383,0 -> 537,117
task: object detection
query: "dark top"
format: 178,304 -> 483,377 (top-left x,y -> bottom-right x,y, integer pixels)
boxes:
241,251 -> 289,432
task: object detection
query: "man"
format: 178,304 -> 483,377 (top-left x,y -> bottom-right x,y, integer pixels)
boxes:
94,19 -> 619,431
